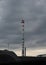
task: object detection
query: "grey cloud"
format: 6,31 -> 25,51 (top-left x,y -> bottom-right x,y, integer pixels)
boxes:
0,0 -> 46,49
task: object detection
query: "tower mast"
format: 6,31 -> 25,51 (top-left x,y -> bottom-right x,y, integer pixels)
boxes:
21,19 -> 25,56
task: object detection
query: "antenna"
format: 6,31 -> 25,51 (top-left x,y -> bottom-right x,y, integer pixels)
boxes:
21,19 -> 26,56
8,43 -> 9,50
24,47 -> 26,56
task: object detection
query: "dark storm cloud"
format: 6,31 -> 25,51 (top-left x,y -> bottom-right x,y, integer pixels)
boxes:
0,0 -> 46,48
0,0 -> 22,48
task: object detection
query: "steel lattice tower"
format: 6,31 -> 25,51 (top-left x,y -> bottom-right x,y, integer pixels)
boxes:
21,19 -> 25,56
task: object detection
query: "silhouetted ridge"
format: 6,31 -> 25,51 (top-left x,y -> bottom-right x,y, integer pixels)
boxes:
0,49 -> 20,63
37,54 -> 46,57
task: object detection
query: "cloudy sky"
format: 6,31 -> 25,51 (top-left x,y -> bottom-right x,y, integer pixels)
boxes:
0,0 -> 46,50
